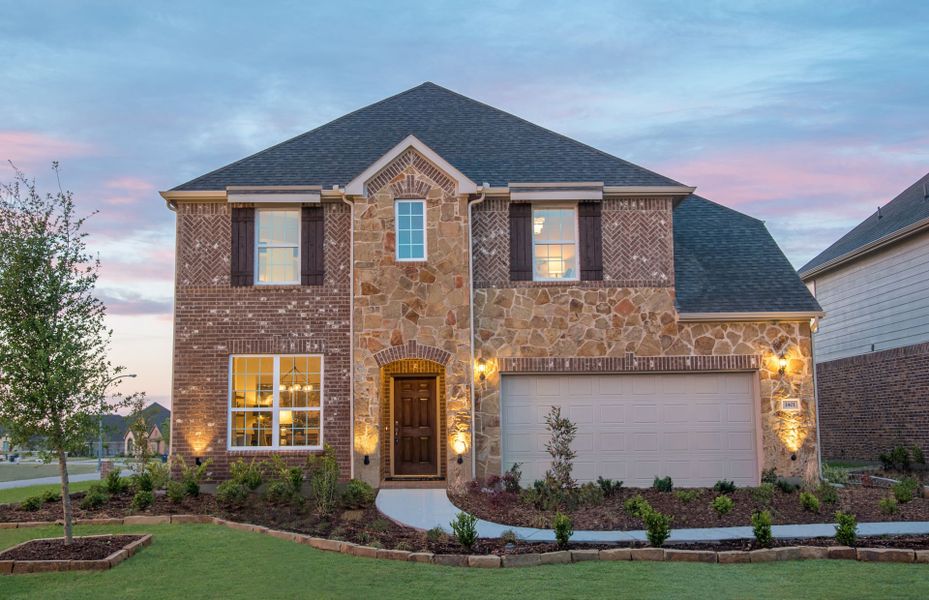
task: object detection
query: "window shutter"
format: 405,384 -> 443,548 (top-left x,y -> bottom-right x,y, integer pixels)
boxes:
578,201 -> 603,281
509,202 -> 533,281
230,207 -> 255,287
301,205 -> 325,286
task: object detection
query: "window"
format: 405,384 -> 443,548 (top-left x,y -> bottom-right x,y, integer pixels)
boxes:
229,355 -> 323,449
256,209 -> 300,284
532,206 -> 578,280
395,200 -> 426,261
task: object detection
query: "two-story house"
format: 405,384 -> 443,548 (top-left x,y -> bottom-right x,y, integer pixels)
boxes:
162,82 -> 821,489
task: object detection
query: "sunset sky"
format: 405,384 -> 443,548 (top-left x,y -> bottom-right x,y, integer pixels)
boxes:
2,1 -> 927,408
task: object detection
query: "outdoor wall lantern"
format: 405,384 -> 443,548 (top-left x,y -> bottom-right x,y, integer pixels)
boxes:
476,358 -> 487,381
778,355 -> 788,375
452,432 -> 468,464
194,456 -> 202,466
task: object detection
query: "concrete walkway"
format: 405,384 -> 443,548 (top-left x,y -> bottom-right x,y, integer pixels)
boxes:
377,488 -> 929,543
0,471 -> 103,490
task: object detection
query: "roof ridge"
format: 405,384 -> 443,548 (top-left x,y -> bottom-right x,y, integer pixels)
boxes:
686,194 -> 763,225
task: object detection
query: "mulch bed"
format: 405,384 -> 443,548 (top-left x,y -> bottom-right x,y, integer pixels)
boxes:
0,535 -> 143,561
450,485 -> 929,531
0,491 -> 217,524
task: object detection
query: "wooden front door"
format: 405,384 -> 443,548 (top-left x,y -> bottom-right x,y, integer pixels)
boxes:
392,377 -> 438,476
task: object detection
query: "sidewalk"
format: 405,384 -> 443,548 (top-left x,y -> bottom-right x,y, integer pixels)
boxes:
376,488 -> 929,543
0,471 -> 102,490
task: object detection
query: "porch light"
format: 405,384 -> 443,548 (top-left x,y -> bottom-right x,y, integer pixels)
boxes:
778,355 -> 788,375
476,358 -> 487,381
452,431 -> 469,464
195,456 -> 202,466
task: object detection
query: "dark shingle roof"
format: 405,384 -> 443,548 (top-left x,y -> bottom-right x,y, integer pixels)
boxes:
172,82 -> 681,191
799,172 -> 929,277
674,195 -> 821,314
101,402 -> 170,443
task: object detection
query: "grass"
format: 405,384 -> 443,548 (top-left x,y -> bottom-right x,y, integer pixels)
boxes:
0,463 -> 98,483
2,524 -> 929,599
0,480 -> 96,505
825,459 -> 879,470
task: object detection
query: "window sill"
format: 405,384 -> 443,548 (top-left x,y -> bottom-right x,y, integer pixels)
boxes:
227,447 -> 324,453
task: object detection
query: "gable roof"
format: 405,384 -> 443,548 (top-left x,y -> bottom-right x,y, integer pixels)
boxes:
171,82 -> 682,191
799,172 -> 929,278
101,402 -> 170,443
674,195 -> 822,315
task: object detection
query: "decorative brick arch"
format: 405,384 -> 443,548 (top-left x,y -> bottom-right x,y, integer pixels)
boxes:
365,149 -> 457,197
372,341 -> 452,367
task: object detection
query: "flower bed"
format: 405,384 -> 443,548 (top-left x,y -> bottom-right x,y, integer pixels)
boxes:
0,534 -> 150,574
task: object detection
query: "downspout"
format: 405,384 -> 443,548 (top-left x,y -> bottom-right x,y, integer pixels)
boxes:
339,189 -> 356,481
811,320 -> 824,481
467,189 -> 486,479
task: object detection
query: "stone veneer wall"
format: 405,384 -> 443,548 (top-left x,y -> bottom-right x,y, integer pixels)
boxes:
351,150 -> 473,487
171,201 -> 352,479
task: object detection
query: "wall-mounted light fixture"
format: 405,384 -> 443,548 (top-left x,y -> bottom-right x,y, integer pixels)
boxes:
194,456 -> 202,466
363,455 -> 370,465
778,355 -> 788,375
476,358 -> 487,382
452,432 -> 468,464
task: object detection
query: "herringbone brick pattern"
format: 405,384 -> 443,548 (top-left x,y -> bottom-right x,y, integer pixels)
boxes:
177,203 -> 231,287
602,198 -> 674,287
472,198 -> 509,287
366,149 -> 456,196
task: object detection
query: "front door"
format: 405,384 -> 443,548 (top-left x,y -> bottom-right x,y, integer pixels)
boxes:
392,376 -> 438,476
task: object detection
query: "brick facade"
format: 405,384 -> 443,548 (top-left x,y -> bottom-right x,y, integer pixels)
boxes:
817,342 -> 929,460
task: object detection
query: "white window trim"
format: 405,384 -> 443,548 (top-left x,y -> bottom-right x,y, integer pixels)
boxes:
394,199 -> 427,262
227,354 -> 324,451
531,204 -> 580,282
254,208 -> 301,286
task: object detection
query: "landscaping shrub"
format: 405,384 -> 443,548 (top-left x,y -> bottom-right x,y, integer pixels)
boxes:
341,478 -> 375,509
307,444 -> 339,514
712,495 -> 734,516
522,479 -> 562,511
20,495 -> 42,511
369,518 -> 390,532
425,526 -> 447,544
879,496 -> 898,515
799,491 -> 820,513
502,463 -> 522,493
879,446 -> 912,472
553,512 -> 573,550
596,476 -> 623,497
264,480 -> 294,505
104,469 -> 129,495
624,494 -> 652,519
817,482 -> 838,504
913,446 -> 926,466
216,480 -> 250,507
751,510 -> 773,548
166,480 -> 186,504
751,483 -> 775,506
79,488 -> 108,510
175,455 -> 212,497
131,489 -> 154,511
450,512 -> 478,551
543,406 -> 578,491
133,470 -> 154,493
652,476 -> 673,493
643,510 -> 672,547
834,511 -> 858,547
575,481 -> 604,506
761,467 -> 778,485
775,478 -> 799,494
675,489 -> 701,503
500,529 -> 518,545
893,476 -> 920,504
145,461 -> 170,490
230,458 -> 264,490
485,474 -> 503,490
40,489 -> 61,503
822,464 -> 849,485
713,480 -> 736,494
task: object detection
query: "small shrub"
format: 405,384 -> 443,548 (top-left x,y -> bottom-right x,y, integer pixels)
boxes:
341,479 -> 375,509
879,446 -> 912,472
502,463 -> 522,493
712,495 -> 734,516
751,483 -> 775,506
450,512 -> 478,551
307,444 -> 339,514
799,491 -> 820,513
751,510 -> 773,548
79,489 -> 109,510
643,510 -> 672,547
264,480 -> 294,505
425,526 -> 447,544
652,476 -> 673,493
543,406 -> 578,491
893,477 -> 920,504
834,511 -> 858,547
822,464 -> 849,485
775,478 -> 799,494
166,480 -> 186,504
40,489 -> 60,503
145,461 -> 170,490
216,480 -> 250,507
20,495 -> 42,511
596,476 -> 623,497
229,458 -> 264,490
500,529 -> 518,545
675,489 -> 701,503
761,468 -> 778,485
174,455 -> 212,497
624,494 -> 652,519
913,446 -> 926,465
369,518 -> 390,533
879,496 -> 899,515
104,470 -> 129,495
818,482 -> 838,505
553,512 -> 573,550
131,489 -> 154,511
521,479 -> 562,511
713,480 -> 736,494
576,481 -> 605,506
133,470 -> 154,493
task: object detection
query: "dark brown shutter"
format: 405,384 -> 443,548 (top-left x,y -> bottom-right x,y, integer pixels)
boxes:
230,207 -> 255,286
578,201 -> 603,281
301,205 -> 325,286
509,202 -> 533,281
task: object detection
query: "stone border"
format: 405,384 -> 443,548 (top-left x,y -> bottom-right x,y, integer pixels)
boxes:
2,515 -> 929,568
0,533 -> 152,575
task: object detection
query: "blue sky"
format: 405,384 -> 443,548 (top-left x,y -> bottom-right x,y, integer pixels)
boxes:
1,1 -> 927,405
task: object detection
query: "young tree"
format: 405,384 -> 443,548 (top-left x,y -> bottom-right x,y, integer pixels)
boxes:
0,164 -> 130,543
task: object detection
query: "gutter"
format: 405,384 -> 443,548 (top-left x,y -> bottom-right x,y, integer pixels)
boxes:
467,188 -> 486,480
677,311 -> 825,322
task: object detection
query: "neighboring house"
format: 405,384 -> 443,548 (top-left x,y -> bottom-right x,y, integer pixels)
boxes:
100,402 -> 171,457
800,173 -> 929,460
162,82 -> 821,488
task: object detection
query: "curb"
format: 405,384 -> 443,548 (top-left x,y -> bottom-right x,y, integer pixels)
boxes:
0,533 -> 152,575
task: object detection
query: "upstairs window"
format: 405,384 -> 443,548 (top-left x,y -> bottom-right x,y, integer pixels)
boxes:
532,206 -> 578,281
256,209 -> 300,284
395,200 -> 426,261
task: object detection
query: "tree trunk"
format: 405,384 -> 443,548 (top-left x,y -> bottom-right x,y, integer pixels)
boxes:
58,449 -> 73,544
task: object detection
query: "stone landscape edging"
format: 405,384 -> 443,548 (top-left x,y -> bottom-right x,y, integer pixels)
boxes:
2,515 -> 929,568
0,533 -> 152,575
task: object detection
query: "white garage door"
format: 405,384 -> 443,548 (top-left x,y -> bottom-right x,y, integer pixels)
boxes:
501,373 -> 759,488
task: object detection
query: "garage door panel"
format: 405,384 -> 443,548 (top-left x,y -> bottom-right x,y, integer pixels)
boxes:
502,373 -> 758,488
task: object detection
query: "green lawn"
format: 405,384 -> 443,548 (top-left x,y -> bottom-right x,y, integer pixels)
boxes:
2,524 -> 928,599
0,463 -> 98,483
0,480 -> 96,505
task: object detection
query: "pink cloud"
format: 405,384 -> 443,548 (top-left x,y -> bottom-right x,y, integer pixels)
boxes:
101,176 -> 157,206
0,131 -> 93,168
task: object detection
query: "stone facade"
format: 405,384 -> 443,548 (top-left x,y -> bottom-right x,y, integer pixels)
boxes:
817,342 -> 929,460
